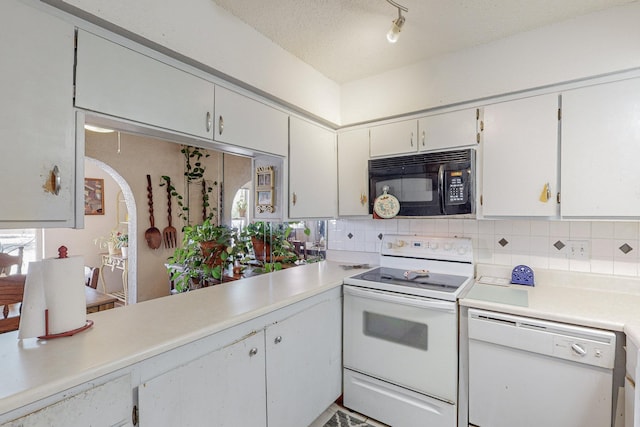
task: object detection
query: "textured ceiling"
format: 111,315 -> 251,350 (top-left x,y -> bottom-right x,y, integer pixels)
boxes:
212,0 -> 635,83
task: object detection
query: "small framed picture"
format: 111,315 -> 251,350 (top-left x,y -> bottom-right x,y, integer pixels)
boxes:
257,190 -> 272,205
84,178 -> 104,215
256,166 -> 275,213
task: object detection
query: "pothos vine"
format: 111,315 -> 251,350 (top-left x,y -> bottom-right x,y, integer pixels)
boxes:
160,145 -> 218,227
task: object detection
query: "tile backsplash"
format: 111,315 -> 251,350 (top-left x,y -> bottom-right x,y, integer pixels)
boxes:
328,218 -> 640,277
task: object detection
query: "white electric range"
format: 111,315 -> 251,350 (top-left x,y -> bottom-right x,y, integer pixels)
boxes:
343,234 -> 474,427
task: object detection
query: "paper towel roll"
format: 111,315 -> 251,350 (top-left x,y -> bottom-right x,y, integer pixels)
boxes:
18,261 -> 47,339
19,256 -> 87,338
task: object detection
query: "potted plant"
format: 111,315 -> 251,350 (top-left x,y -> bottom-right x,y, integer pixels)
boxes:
94,231 -> 125,255
242,222 -> 298,271
116,233 -> 129,258
236,198 -> 247,218
168,220 -> 236,292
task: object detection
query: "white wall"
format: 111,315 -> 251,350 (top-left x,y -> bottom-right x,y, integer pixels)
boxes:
341,2 -> 640,124
52,0 -> 341,125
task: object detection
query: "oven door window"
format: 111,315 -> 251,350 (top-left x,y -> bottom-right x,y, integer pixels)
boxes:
363,311 -> 428,351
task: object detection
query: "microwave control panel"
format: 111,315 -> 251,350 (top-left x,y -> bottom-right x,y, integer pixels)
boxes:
447,170 -> 467,205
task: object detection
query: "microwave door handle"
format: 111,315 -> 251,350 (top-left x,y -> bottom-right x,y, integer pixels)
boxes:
438,164 -> 446,214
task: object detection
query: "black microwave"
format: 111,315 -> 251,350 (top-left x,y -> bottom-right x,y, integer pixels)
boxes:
368,149 -> 475,217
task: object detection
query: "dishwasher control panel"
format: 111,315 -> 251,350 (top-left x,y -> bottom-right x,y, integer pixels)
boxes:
552,336 -> 614,368
468,309 -> 616,369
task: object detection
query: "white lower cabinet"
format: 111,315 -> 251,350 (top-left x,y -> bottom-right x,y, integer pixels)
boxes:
1,375 -> 133,427
626,337 -> 639,427
138,331 -> 267,427
137,289 -> 341,426
266,294 -> 342,427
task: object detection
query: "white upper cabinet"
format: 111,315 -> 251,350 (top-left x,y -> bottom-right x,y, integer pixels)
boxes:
369,119 -> 418,157
337,128 -> 370,216
481,94 -> 560,217
561,78 -> 640,218
289,117 -> 337,218
418,108 -> 480,151
214,86 -> 288,156
0,0 -> 77,227
75,31 -> 215,139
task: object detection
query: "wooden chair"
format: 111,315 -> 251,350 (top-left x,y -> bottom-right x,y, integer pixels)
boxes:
84,266 -> 100,289
0,246 -> 24,276
0,274 -> 26,333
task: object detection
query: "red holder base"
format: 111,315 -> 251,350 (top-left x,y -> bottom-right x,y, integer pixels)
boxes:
37,309 -> 94,339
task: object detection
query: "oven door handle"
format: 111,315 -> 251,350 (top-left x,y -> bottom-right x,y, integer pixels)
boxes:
344,285 -> 457,313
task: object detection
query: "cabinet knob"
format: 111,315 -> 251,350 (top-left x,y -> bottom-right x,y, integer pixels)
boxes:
219,115 -> 224,135
206,111 -> 212,132
249,347 -> 258,357
274,336 -> 283,344
360,193 -> 367,205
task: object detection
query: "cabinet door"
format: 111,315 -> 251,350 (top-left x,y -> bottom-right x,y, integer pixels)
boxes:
138,331 -> 266,427
338,128 -> 370,216
3,375 -> 132,427
561,78 -> 640,218
482,94 -> 559,217
289,117 -> 337,218
75,31 -> 215,139
418,107 -> 479,151
265,293 -> 342,427
0,1 -> 76,226
214,86 -> 288,156
369,119 -> 418,157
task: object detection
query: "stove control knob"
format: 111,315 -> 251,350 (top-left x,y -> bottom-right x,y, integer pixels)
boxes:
386,242 -> 393,249
457,246 -> 467,255
430,242 -> 439,250
444,242 -> 453,251
396,240 -> 405,247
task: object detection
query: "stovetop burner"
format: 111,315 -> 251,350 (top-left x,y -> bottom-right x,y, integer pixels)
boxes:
352,267 -> 467,293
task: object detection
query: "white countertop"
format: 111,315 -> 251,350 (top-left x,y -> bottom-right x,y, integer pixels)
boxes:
461,264 -> 640,340
0,261 -> 363,416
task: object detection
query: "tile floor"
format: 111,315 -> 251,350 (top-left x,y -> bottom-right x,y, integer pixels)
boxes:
309,403 -> 389,427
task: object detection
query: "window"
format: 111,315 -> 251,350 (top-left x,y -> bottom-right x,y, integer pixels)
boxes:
0,228 -> 38,273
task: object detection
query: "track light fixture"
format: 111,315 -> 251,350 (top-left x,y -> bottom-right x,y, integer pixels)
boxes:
385,0 -> 408,43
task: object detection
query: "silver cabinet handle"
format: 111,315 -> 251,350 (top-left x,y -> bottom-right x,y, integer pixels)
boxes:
410,132 -> 414,147
206,111 -> 212,132
292,192 -> 297,206
422,130 -> 426,147
52,165 -> 61,195
274,336 -> 282,344
249,347 -> 258,357
219,115 -> 224,135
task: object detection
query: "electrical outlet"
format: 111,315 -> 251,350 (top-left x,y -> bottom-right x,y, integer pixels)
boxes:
566,240 -> 590,260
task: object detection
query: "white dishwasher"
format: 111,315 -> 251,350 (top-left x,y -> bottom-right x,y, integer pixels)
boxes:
468,308 -> 616,427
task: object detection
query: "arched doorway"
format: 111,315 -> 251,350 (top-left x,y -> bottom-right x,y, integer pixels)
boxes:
86,157 -> 137,304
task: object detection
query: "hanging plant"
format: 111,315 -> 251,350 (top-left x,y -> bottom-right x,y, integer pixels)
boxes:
160,145 -> 218,227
